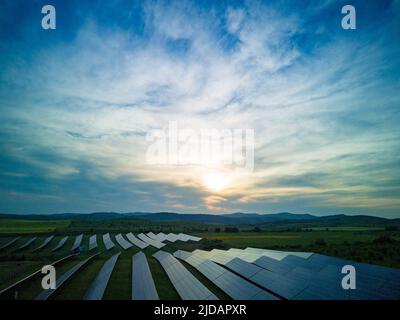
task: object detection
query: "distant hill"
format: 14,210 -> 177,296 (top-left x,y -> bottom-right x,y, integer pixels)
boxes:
0,211 -> 398,228
224,212 -> 315,221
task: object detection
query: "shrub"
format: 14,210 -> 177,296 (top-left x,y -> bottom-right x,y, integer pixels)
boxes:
315,239 -> 327,246
225,227 -> 239,233
373,235 -> 397,244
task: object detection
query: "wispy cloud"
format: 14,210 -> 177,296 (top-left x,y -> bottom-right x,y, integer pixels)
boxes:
0,0 -> 399,216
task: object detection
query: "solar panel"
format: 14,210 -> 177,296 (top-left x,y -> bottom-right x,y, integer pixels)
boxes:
165,233 -> 179,242
250,268 -> 309,299
88,235 -> 97,251
202,250 -> 310,300
84,252 -> 120,300
173,250 -> 193,261
176,233 -> 190,242
71,234 -> 83,251
225,258 -> 262,278
137,233 -> 165,249
176,233 -> 202,242
295,262 -> 400,300
253,256 -> 296,275
33,235 -> 54,252
377,278 -> 400,300
280,254 -> 309,268
174,274 -> 217,300
0,253 -> 78,296
102,233 -> 115,250
297,253 -> 347,271
132,252 -> 159,300
213,270 -> 277,300
153,250 -> 218,300
155,250 -> 179,266
210,253 -> 235,265
285,266 -> 315,283
244,247 -> 313,260
126,232 -> 148,249
225,249 -> 262,263
181,247 -> 400,300
35,253 -> 99,300
250,250 -> 400,300
191,249 -> 214,259
0,237 -> 20,250
152,232 -> 168,242
196,260 -> 227,281
115,234 -> 133,250
293,281 -> 349,300
16,237 -> 37,251
187,234 -> 202,242
174,250 -> 278,300
146,232 -> 160,241
193,248 -> 260,265
52,236 -> 68,252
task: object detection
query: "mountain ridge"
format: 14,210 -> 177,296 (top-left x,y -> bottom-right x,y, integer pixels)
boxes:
0,211 -> 399,227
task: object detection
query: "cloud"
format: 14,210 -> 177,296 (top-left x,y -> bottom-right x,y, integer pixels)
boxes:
0,0 -> 399,216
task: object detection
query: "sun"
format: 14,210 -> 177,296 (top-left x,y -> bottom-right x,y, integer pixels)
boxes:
203,173 -> 229,192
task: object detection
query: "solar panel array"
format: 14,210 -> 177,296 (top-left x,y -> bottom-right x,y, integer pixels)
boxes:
126,232 -> 148,249
0,253 -> 79,297
177,248 -> 400,300
153,250 -> 218,300
71,234 -> 83,251
132,252 -> 159,300
16,237 -> 37,251
187,249 -> 337,300
2,231 -> 399,301
147,232 -> 202,243
293,257 -> 400,300
35,253 -> 98,300
173,250 -> 278,300
0,237 -> 20,250
88,235 -> 97,251
33,235 -> 54,252
137,233 -> 165,249
2,232 -> 201,253
52,236 -> 69,252
84,252 -> 121,300
102,233 -> 115,250
115,234 -> 133,250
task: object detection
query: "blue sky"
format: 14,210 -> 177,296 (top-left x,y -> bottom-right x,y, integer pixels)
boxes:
0,0 -> 399,217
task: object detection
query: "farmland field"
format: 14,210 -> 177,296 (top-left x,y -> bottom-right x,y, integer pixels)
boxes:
0,219 -> 70,234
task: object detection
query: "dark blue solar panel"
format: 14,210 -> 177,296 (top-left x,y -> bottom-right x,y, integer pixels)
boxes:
52,236 -> 68,252
16,237 -> 37,251
0,237 -> 20,250
132,252 -> 159,300
84,252 -> 120,300
33,235 -> 54,252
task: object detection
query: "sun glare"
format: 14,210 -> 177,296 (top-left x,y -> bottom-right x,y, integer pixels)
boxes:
204,173 -> 229,192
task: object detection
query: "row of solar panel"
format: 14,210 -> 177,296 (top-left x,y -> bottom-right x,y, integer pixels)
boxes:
33,249 -> 283,301
0,232 -> 202,252
175,248 -> 400,300
172,250 -> 278,300
5,243 -> 398,300
35,251 -> 158,300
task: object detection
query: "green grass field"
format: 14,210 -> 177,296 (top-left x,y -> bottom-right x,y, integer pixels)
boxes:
0,219 -> 71,234
0,218 -> 399,300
